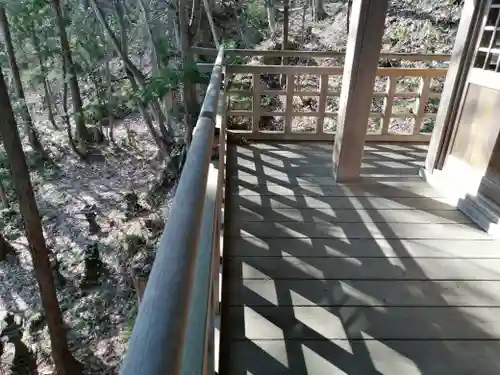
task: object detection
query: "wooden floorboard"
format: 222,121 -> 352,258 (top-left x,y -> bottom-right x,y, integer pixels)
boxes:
230,207 -> 473,224
230,195 -> 458,210
220,142 -> 500,375
226,256 -> 500,280
226,238 -> 500,258
224,340 -> 500,375
232,184 -> 447,197
230,222 -> 489,240
226,279 -> 500,307
226,305 -> 500,340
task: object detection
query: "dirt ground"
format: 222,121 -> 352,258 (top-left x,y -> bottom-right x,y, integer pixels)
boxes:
0,114 -> 173,374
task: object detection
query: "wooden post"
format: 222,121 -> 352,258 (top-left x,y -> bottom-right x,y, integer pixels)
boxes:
414,77 -> 431,135
252,74 -> 261,134
316,74 -> 328,135
332,0 -> 389,181
285,74 -> 294,134
381,77 -> 396,135
425,0 -> 487,172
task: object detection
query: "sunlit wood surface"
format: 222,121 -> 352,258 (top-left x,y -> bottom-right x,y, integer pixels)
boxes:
220,142 -> 500,375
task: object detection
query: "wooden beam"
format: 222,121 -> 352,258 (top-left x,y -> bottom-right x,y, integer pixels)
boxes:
191,47 -> 451,61
332,0 -> 389,181
227,110 -> 437,118
200,61 -> 447,76
226,129 -> 431,142
225,64 -> 446,76
227,89 -> 443,99
425,0 -> 487,172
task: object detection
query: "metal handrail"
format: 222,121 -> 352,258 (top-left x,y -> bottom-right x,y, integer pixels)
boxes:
119,46 -> 224,375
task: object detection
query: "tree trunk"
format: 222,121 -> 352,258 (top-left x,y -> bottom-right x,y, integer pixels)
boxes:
201,0 -> 219,48
105,60 -> 115,143
176,0 -> 200,144
0,7 -> 47,159
114,2 -> 168,153
44,80 -> 59,130
62,51 -> 87,161
283,0 -> 289,49
91,0 -> 148,86
189,0 -> 197,26
299,4 -> 306,46
0,232 -> 14,261
0,178 -> 8,208
127,1 -> 173,141
0,65 -> 82,375
126,67 -> 168,155
312,0 -> 328,21
281,0 -> 289,86
138,0 -> 161,74
347,0 -> 352,34
30,28 -> 59,131
94,0 -> 174,144
50,0 -> 89,144
92,74 -> 105,135
266,0 -> 276,34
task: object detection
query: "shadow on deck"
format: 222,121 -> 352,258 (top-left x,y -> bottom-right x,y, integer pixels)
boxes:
220,142 -> 500,375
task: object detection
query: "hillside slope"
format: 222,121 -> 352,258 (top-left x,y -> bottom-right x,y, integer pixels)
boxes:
230,0 -> 462,61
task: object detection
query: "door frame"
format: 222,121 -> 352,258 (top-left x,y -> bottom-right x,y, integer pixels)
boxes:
443,0 -> 500,163
425,0 -> 490,172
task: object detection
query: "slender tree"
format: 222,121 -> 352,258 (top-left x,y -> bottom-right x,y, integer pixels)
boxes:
282,0 -> 289,50
14,3 -> 60,131
138,0 -> 161,74
0,177 -> 8,208
32,31 -> 60,131
266,0 -> 277,34
0,232 -> 15,261
105,58 -> 115,142
61,45 -> 88,161
201,0 -> 219,47
90,0 -> 175,145
312,0 -> 328,21
114,0 -> 168,154
0,6 -> 47,158
176,0 -> 200,143
0,64 -> 82,375
50,0 -> 90,144
347,0 -> 352,34
281,0 -> 290,86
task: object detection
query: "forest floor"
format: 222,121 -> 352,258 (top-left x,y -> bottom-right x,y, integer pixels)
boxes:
0,1 -> 462,374
0,116 -> 171,374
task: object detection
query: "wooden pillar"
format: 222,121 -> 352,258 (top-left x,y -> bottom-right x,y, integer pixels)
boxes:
332,0 -> 388,181
425,0 -> 486,173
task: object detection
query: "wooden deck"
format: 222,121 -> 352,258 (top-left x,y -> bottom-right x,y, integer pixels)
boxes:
220,142 -> 500,375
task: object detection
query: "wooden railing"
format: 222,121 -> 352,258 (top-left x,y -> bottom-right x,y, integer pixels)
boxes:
192,46 -> 451,62
119,47 -> 226,375
194,48 -> 449,142
224,64 -> 448,142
